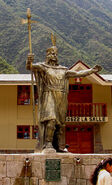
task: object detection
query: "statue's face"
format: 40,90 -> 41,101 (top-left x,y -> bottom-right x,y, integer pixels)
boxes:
46,48 -> 58,66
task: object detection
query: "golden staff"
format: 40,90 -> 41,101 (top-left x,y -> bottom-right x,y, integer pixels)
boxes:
21,8 -> 37,129
22,9 -> 44,151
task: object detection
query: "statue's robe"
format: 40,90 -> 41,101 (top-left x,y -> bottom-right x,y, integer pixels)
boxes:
31,61 -> 96,149
33,63 -> 69,126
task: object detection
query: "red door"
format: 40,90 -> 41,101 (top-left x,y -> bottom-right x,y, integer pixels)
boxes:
66,125 -> 93,153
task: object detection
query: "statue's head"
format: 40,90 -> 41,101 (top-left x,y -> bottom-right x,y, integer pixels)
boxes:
46,33 -> 58,66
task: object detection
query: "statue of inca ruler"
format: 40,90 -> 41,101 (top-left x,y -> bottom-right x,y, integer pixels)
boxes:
26,34 -> 102,152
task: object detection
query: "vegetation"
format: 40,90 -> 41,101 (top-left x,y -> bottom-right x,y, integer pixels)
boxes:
0,0 -> 112,73
0,57 -> 18,74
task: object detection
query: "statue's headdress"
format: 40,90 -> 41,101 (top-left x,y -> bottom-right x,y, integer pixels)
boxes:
51,33 -> 56,46
46,33 -> 58,54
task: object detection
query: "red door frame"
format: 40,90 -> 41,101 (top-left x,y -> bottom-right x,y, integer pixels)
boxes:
65,124 -> 94,153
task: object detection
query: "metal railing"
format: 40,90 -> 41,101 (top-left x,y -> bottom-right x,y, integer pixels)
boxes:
67,103 -> 107,117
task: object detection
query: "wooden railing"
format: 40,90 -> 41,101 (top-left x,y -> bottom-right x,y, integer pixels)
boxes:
67,103 -> 107,117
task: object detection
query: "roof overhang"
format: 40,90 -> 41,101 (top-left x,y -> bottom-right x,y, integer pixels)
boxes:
0,74 -> 33,85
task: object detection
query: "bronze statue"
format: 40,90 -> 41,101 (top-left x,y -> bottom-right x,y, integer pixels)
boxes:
26,34 -> 102,151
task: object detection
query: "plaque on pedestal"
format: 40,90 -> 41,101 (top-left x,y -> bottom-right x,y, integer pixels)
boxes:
45,159 -> 61,181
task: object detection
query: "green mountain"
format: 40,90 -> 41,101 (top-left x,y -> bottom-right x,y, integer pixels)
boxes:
0,0 -> 112,73
0,57 -> 18,74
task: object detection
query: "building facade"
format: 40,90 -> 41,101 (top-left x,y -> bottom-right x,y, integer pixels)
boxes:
0,61 -> 112,153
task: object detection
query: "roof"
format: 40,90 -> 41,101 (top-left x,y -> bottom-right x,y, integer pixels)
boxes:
0,74 -> 32,85
0,74 -> 111,82
101,75 -> 112,82
0,74 -> 31,81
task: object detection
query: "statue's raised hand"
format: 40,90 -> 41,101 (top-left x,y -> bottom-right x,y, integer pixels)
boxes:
26,53 -> 34,70
27,53 -> 34,62
92,65 -> 102,73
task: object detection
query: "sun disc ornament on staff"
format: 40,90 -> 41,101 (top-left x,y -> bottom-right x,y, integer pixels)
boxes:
21,8 -> 38,54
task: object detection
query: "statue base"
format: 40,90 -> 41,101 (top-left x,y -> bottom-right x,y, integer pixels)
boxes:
42,147 -> 56,154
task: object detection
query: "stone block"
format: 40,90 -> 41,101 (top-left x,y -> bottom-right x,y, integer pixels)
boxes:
55,176 -> 68,185
13,154 -> 27,161
33,155 -> 46,163
39,177 -> 68,185
61,156 -> 74,164
13,154 -> 34,162
0,161 -> 6,178
39,179 -> 48,185
7,161 -> 23,177
76,179 -> 86,185
61,164 -> 74,178
6,155 -> 14,161
45,154 -> 62,159
84,165 -> 96,179
32,162 -> 43,179
74,165 -> 80,179
24,177 -> 30,185
86,179 -> 92,185
0,155 -> 6,161
2,177 -> 10,185
10,178 -> 15,185
89,157 -> 101,165
80,165 -> 85,179
68,179 -> 77,185
82,157 -> 91,165
30,177 -> 39,185
11,177 -> 24,185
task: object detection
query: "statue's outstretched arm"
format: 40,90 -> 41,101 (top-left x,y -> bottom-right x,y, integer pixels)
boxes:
66,65 -> 102,78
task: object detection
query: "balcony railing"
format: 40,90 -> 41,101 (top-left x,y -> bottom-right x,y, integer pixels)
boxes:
67,103 -> 107,117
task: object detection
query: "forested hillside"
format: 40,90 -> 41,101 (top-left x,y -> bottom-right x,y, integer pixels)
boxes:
0,57 -> 18,73
0,0 -> 112,73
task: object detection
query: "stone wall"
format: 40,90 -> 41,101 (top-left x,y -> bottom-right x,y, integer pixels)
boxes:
0,153 -> 111,185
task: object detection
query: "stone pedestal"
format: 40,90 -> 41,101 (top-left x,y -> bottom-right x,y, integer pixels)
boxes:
0,153 -> 111,185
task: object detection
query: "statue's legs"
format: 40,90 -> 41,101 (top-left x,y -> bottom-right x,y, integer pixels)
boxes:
52,125 -> 60,151
45,120 -> 56,148
52,125 -> 63,152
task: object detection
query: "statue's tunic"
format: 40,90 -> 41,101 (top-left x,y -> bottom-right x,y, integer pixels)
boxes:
33,63 -> 69,125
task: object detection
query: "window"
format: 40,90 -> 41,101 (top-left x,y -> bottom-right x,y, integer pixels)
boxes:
86,85 -> 91,90
80,128 -> 85,132
69,85 -> 72,90
32,126 -> 38,139
80,86 -> 84,90
72,85 -> 78,90
66,127 -> 71,132
17,86 -> 30,105
73,127 -> 78,132
17,126 -> 30,139
87,127 -> 92,132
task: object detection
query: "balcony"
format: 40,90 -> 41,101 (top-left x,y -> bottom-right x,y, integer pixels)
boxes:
66,103 -> 108,123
